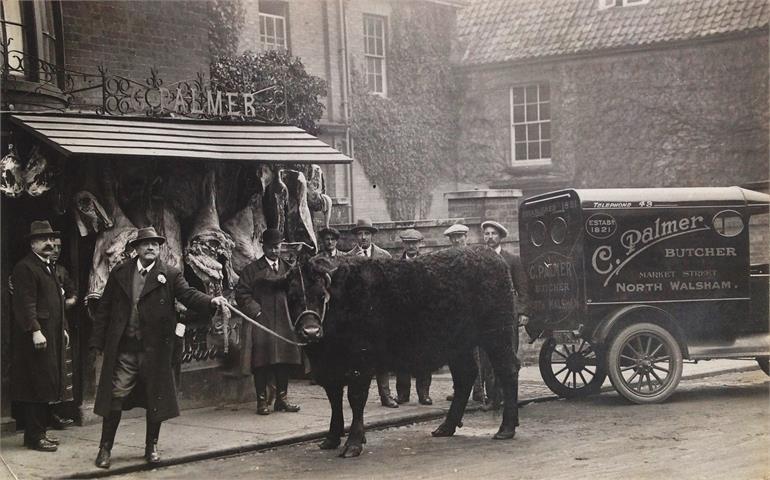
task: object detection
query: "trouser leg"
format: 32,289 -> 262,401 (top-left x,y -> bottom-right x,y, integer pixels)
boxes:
274,364 -> 300,412
253,367 -> 270,414
395,372 -> 411,403
99,409 -> 123,449
24,402 -> 48,444
376,371 -> 397,407
416,372 -> 432,404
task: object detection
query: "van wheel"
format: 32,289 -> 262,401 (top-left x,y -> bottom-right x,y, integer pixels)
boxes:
757,357 -> 770,376
539,337 -> 607,398
607,323 -> 683,404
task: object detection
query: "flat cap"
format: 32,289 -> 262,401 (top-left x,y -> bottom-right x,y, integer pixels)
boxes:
481,220 -> 509,238
443,224 -> 469,237
318,226 -> 341,239
399,228 -> 423,242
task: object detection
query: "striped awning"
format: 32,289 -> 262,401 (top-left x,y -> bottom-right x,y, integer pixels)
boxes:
8,112 -> 352,164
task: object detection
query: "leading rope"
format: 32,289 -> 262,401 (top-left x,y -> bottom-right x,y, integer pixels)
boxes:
226,304 -> 308,347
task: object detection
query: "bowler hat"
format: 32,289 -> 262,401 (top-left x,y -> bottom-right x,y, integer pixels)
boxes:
399,228 -> 423,242
443,224 -> 469,237
261,228 -> 283,246
27,220 -> 60,239
129,226 -> 166,248
350,218 -> 378,234
318,226 -> 341,240
481,220 -> 509,239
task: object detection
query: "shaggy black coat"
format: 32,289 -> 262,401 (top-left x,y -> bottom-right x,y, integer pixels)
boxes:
292,246 -> 520,457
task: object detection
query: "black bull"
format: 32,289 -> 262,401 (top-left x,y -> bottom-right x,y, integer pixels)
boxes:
288,246 -> 520,458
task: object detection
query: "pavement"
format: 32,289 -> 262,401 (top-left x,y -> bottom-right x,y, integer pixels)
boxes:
0,359 -> 760,479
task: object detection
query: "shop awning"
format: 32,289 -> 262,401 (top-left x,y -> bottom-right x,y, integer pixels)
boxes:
8,112 -> 352,164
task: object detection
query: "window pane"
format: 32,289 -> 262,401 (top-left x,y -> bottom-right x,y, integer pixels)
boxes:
528,142 -> 540,159
514,125 -> 526,142
512,87 -> 524,105
2,0 -> 23,23
541,141 -> 551,159
513,105 -> 525,123
515,142 -> 527,161
539,102 -> 550,120
4,23 -> 23,57
527,123 -> 539,141
541,122 -> 550,139
526,103 -> 538,121
525,85 -> 537,102
539,84 -> 550,101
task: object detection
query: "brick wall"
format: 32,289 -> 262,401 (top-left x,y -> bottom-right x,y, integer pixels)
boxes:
447,189 -> 523,251
62,1 -> 211,103
458,34 -> 769,194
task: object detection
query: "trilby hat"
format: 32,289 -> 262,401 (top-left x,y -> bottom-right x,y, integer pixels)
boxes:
443,224 -> 469,237
481,220 -> 509,239
27,220 -> 60,239
350,218 -> 378,234
129,226 -> 166,248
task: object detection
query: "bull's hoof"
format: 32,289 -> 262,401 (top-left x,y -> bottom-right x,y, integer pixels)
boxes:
492,426 -> 516,440
339,441 -> 363,458
431,422 -> 456,437
319,436 -> 341,450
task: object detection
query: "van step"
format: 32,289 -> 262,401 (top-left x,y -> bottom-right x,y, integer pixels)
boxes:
687,333 -> 770,359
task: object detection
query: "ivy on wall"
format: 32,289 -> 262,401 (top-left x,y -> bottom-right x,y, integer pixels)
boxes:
350,3 -> 461,220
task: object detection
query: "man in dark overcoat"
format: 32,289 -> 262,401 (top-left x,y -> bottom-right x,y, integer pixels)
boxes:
348,218 -> 399,408
395,229 -> 433,406
235,228 -> 303,416
481,220 -> 530,421
90,227 -> 228,468
11,221 -> 71,452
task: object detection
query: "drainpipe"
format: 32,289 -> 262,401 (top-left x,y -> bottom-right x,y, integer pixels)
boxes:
337,0 -> 354,221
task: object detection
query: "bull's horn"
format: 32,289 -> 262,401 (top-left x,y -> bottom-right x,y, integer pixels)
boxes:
323,272 -> 332,288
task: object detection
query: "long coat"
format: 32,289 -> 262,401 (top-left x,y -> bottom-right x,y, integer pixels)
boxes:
90,259 -> 212,422
499,249 -> 531,317
235,256 -> 302,371
11,253 -> 70,403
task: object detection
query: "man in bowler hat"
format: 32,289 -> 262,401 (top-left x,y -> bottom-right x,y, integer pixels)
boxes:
10,221 -> 71,452
236,228 -> 303,416
348,219 -> 399,408
90,227 -> 229,468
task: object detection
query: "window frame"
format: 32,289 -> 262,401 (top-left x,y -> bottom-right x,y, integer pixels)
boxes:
257,0 -> 289,52
363,13 -> 387,97
509,82 -> 552,167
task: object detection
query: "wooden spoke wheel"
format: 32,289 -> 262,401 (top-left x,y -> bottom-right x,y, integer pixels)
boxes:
539,337 -> 607,398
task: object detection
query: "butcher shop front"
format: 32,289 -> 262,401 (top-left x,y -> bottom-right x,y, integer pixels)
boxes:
0,78 -> 352,422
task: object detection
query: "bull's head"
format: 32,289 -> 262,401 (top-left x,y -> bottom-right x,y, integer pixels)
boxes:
291,256 -> 334,343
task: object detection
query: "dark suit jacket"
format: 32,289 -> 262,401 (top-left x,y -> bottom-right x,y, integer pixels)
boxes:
499,249 -> 531,317
348,243 -> 392,259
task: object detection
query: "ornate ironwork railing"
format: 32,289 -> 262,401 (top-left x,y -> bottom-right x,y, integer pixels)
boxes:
2,38 -> 288,123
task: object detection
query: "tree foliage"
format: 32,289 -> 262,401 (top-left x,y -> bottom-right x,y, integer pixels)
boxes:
210,50 -> 328,135
350,4 -> 461,220
208,0 -> 245,60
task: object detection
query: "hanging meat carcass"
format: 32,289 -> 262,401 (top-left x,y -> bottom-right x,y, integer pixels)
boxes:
23,145 -> 55,197
73,190 -> 114,236
86,165 -> 138,302
281,169 -> 317,253
0,145 -> 25,198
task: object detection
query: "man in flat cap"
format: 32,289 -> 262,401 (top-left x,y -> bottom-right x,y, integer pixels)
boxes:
90,226 -> 229,468
348,219 -> 399,408
10,221 -> 71,452
313,227 -> 346,262
481,220 -> 530,411
443,223 -> 469,248
395,229 -> 433,405
236,228 -> 303,417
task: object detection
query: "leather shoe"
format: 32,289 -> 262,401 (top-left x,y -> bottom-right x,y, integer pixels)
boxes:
380,396 -> 398,408
418,396 -> 433,405
95,445 -> 111,469
492,426 -> 516,440
144,443 -> 161,464
44,433 -> 59,445
274,400 -> 300,412
51,413 -> 74,430
26,437 -> 57,452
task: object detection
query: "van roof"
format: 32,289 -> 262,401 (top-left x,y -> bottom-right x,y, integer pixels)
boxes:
523,187 -> 770,211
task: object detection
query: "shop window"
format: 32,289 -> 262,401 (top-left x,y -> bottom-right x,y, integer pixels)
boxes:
510,82 -> 551,165
258,0 -> 288,52
363,14 -> 387,96
1,0 -> 64,86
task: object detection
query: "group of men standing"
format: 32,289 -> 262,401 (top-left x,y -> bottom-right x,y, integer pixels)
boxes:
9,215 -> 527,468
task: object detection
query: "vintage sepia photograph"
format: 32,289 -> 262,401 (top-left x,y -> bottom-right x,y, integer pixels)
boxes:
0,0 -> 768,478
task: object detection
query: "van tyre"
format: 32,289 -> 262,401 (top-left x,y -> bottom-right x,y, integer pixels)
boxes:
539,338 -> 607,398
607,322 -> 683,404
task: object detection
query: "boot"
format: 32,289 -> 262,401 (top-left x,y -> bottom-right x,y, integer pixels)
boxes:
95,410 -> 122,469
144,421 -> 161,463
274,391 -> 300,412
254,369 -> 270,415
417,373 -> 433,405
376,372 -> 398,408
395,372 -> 411,404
